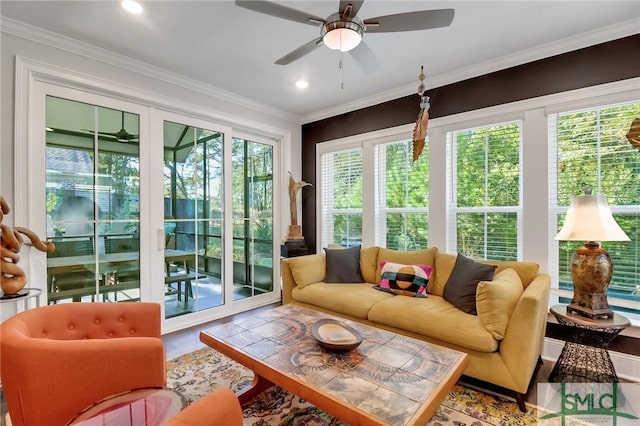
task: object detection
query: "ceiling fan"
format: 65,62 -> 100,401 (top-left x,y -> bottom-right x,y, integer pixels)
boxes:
235,0 -> 454,73
86,111 -> 139,142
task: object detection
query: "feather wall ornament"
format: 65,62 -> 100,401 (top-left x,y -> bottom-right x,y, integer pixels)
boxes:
412,66 -> 430,162
627,117 -> 640,152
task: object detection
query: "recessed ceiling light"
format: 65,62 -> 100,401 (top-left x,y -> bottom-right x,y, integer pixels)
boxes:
121,0 -> 143,14
296,80 -> 309,89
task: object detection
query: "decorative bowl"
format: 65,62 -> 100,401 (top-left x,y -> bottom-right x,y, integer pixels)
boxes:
311,319 -> 363,352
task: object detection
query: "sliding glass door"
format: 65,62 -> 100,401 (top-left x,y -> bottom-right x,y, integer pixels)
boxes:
29,78 -> 281,331
161,120 -> 277,319
163,120 -> 225,318
46,96 -> 141,304
232,137 -> 274,300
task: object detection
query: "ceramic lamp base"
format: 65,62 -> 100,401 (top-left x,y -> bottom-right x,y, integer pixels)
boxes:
569,241 -> 614,319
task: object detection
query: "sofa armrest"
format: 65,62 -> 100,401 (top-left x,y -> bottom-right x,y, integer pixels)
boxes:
281,257 -> 296,304
499,274 -> 551,392
281,254 -> 325,304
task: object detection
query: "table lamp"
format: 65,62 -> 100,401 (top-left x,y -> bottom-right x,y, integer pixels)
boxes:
555,188 -> 630,319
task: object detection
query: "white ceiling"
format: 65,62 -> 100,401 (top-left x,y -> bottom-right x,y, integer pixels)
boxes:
2,1 -> 639,123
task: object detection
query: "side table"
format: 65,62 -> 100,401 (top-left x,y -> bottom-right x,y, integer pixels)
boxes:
0,288 -> 42,312
549,304 -> 630,383
67,387 -> 186,425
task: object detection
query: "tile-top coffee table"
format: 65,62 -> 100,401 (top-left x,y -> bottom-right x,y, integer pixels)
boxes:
200,305 -> 467,425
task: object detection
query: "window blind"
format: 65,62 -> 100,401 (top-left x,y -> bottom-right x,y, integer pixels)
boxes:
448,121 -> 521,260
374,139 -> 429,249
320,148 -> 363,248
549,101 -> 640,307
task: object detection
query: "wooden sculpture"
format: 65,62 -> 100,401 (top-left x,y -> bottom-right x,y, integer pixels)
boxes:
286,172 -> 312,241
0,195 -> 55,295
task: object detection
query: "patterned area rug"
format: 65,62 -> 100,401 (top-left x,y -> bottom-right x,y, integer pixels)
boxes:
167,347 -> 541,425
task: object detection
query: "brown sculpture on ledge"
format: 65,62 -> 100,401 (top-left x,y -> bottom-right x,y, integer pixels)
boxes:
0,195 -> 55,295
286,172 -> 312,241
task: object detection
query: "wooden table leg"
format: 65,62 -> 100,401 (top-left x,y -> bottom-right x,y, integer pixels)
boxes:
236,374 -> 274,405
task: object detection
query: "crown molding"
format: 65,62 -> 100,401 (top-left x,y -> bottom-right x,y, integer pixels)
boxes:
2,16 -> 637,127
0,17 -> 301,124
300,19 -> 640,124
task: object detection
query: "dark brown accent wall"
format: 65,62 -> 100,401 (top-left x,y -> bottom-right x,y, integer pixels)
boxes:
301,34 -> 640,252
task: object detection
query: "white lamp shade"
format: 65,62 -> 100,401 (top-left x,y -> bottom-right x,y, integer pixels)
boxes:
323,28 -> 362,52
555,194 -> 630,242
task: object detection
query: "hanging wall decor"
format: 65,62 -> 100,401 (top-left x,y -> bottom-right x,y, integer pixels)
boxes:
626,117 -> 640,151
412,66 -> 430,162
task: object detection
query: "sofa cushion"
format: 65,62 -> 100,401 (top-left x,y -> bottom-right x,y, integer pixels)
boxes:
432,252 -> 539,294
375,262 -> 432,297
476,268 -> 524,340
291,283 -> 394,319
324,245 -> 364,283
368,295 -> 499,353
431,252 -> 540,295
482,260 -> 539,289
360,246 -> 380,284
286,254 -> 326,288
443,253 -> 497,315
375,247 -> 437,283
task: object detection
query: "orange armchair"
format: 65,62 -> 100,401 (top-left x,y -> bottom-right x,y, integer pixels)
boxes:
0,302 -> 166,426
165,388 -> 244,426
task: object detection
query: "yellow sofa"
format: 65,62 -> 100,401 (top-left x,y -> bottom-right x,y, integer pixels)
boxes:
281,246 -> 551,411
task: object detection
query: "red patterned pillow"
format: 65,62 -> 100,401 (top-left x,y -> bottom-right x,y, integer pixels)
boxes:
375,261 -> 432,297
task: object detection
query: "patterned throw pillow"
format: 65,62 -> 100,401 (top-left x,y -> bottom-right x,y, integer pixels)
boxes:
374,261 -> 432,297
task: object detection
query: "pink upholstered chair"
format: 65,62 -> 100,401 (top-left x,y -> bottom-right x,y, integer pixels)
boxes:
0,302 -> 166,426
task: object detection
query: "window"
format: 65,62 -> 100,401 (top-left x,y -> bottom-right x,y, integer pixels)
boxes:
374,140 -> 429,249
447,121 -> 522,260
320,148 -> 363,247
318,127 -> 430,250
549,101 -> 640,314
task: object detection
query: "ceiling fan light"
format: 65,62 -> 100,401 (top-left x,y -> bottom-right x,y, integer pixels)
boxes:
323,28 -> 362,52
121,0 -> 143,14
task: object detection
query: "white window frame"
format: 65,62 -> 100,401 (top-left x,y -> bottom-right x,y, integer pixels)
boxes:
374,140 -> 429,248
445,120 -> 524,259
316,123 -> 416,249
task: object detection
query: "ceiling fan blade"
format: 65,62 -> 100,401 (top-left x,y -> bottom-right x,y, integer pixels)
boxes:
349,41 -> 379,74
364,9 -> 454,33
339,0 -> 364,19
235,0 -> 325,26
275,37 -> 324,65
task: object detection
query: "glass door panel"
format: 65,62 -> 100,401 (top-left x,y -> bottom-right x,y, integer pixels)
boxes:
163,121 -> 224,318
232,137 -> 274,300
45,96 -> 141,304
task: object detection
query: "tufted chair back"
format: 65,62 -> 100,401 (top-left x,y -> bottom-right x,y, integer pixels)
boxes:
0,302 -> 166,426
